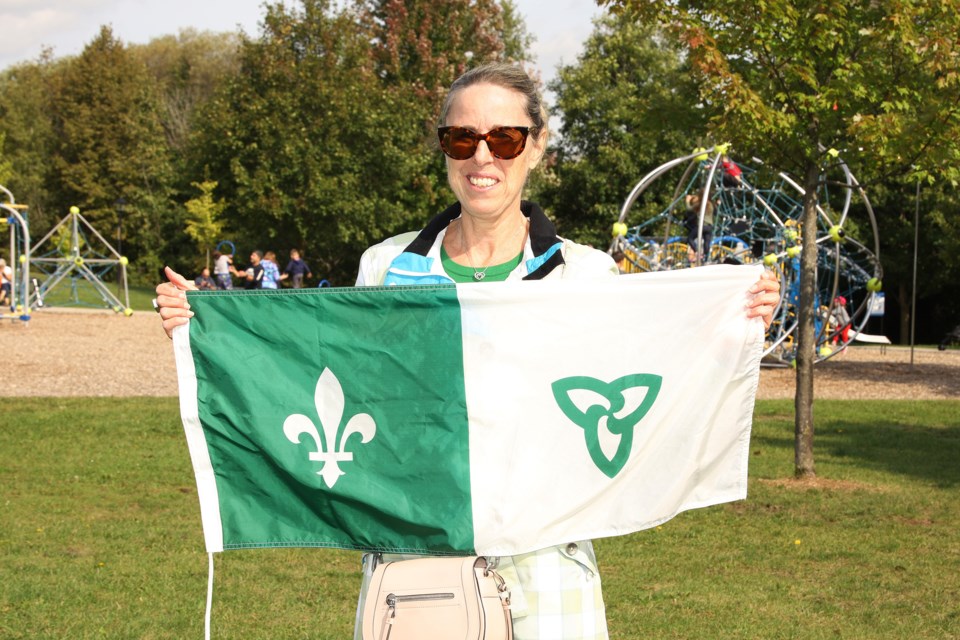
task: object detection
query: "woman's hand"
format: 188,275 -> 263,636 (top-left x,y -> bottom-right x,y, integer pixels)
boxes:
155,266 -> 196,339
747,269 -> 780,330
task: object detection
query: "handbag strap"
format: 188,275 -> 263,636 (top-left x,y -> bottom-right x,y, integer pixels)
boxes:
481,558 -> 513,640
379,602 -> 395,640
499,585 -> 513,640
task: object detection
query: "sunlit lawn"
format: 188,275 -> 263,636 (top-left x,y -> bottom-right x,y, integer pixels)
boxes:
28,275 -> 157,313
1,398 -> 957,639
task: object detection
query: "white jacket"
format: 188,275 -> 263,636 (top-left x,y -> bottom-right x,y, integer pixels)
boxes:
356,201 -> 617,286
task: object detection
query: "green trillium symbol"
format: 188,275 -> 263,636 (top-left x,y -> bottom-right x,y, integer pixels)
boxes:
552,374 -> 663,478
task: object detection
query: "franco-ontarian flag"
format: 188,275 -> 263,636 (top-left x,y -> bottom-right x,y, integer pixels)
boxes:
173,264 -> 764,556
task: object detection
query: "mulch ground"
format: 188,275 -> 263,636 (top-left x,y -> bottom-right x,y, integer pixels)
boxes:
1,308 -> 958,399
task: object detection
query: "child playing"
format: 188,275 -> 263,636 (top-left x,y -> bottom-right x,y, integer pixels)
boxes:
284,249 -> 313,289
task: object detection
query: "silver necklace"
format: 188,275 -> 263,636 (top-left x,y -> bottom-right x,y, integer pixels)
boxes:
459,218 -> 527,281
461,222 -> 488,280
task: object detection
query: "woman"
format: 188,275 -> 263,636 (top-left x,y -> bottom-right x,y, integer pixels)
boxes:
261,251 -> 282,289
355,65 -> 616,289
155,63 -> 780,639
354,63 -> 620,640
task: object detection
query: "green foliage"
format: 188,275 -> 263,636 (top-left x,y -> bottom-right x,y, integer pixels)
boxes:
364,0 -> 528,90
603,0 -> 960,473
498,0 -> 535,64
2,398 -> 958,637
3,0 -> 959,317
539,14 -> 711,246
0,131 -> 12,184
0,36 -> 217,284
50,223 -> 85,255
49,26 -> 176,282
130,29 -> 243,155
127,31 -> 244,279
0,52 -> 63,229
864,179 -> 960,341
183,180 -> 226,267
52,27 -> 166,214
188,0 -> 424,283
605,0 -> 960,184
1,1 -> 535,286
185,0 -> 529,284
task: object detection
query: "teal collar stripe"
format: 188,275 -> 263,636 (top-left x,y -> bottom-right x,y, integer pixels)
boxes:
398,201 -> 565,280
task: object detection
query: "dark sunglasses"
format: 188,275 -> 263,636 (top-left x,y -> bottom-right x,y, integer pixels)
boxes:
437,125 -> 531,160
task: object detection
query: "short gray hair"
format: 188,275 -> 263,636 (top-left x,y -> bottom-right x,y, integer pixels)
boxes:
439,62 -> 547,141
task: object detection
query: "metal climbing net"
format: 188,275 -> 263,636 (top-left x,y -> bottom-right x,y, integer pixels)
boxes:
30,206 -> 132,314
609,145 -> 884,365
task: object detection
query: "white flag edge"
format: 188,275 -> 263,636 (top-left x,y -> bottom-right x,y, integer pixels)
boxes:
172,322 -> 224,553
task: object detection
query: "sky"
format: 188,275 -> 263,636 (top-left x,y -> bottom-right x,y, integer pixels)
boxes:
0,0 -> 604,91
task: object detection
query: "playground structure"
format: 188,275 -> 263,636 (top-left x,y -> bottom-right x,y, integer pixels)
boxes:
609,145 -> 886,365
29,206 -> 132,315
1,185 -> 32,322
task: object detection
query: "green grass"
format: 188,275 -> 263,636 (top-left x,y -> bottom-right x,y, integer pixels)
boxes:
30,276 -> 158,313
601,400 -> 960,639
1,399 -> 958,639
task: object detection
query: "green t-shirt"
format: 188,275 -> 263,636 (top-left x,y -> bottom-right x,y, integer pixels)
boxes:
440,245 -> 523,283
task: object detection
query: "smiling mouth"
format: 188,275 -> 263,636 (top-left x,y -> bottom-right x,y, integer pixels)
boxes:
469,176 -> 498,188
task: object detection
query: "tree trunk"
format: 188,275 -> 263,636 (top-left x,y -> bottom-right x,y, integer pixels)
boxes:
898,281 -> 911,345
794,163 -> 820,479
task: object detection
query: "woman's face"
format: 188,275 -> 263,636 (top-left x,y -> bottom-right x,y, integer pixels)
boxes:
443,82 -> 545,223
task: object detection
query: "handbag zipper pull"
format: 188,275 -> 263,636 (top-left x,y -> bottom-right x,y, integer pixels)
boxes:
379,598 -> 396,640
388,592 -> 456,604
381,592 -> 454,639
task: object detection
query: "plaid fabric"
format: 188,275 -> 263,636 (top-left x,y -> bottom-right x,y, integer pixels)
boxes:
501,540 -> 608,640
353,541 -> 608,640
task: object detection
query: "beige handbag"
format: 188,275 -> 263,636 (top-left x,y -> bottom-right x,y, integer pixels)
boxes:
361,556 -> 513,640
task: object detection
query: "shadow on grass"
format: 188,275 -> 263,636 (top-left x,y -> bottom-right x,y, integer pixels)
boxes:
752,400 -> 960,487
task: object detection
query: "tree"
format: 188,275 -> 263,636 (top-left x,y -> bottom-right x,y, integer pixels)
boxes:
364,0 -> 530,92
187,0 -> 416,282
0,51 -> 64,229
538,12 -> 711,246
50,26 -> 174,278
498,0 -> 534,63
187,0 -> 533,284
603,0 -> 960,477
184,180 -> 227,269
868,180 -> 960,345
130,30 -> 246,275
131,29 -> 243,156
0,131 -> 13,184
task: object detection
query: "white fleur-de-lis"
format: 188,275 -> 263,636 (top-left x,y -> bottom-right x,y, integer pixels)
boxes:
283,368 -> 377,488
